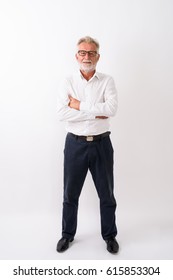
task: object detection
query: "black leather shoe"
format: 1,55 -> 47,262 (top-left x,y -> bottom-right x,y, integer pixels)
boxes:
56,237 -> 74,253
105,237 -> 119,254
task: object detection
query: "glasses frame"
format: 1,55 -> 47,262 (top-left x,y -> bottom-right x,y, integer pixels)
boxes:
77,50 -> 98,57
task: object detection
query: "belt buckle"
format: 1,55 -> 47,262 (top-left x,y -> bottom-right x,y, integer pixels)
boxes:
86,136 -> 94,142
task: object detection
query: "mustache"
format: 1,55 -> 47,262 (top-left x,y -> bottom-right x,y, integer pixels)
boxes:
82,60 -> 92,63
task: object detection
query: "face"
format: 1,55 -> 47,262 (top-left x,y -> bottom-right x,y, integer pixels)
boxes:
76,42 -> 100,73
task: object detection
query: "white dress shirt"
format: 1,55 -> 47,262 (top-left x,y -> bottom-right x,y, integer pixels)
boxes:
57,71 -> 118,136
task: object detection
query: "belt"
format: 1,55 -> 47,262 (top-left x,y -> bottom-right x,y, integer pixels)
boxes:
69,131 -> 110,142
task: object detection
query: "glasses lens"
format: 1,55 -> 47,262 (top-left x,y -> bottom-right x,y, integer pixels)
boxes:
78,50 -> 87,56
89,51 -> 97,57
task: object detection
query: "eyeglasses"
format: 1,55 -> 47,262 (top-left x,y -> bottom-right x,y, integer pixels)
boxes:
78,50 -> 98,57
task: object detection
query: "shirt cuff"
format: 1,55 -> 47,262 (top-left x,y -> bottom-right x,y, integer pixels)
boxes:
80,101 -> 90,112
80,102 -> 95,119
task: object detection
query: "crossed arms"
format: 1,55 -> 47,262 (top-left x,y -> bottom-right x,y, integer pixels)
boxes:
68,95 -> 108,119
57,76 -> 118,122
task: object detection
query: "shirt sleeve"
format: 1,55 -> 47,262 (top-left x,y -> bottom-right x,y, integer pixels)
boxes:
80,77 -> 118,117
57,78 -> 95,122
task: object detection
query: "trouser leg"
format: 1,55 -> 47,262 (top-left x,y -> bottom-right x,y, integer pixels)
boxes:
62,134 -> 88,239
89,136 -> 117,240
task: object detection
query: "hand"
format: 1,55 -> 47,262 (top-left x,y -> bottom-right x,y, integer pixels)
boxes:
96,116 -> 108,119
68,95 -> 80,110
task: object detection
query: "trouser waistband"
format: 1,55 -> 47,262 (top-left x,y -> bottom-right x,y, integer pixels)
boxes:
69,131 -> 110,142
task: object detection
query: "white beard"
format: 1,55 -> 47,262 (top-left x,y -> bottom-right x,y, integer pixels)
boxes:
78,61 -> 96,73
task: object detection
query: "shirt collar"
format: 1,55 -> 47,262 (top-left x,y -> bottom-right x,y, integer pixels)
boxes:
78,70 -> 100,81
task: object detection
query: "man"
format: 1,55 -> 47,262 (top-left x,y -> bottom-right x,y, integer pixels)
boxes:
56,36 -> 119,254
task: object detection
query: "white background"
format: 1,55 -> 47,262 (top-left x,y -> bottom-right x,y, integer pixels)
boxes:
0,0 -> 173,260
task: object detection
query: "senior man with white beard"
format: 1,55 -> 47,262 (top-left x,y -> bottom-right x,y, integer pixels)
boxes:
56,36 -> 119,254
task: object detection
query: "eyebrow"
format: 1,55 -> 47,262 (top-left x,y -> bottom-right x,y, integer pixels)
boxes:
78,50 -> 97,53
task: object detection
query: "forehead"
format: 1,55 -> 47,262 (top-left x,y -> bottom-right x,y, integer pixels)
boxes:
78,42 -> 97,51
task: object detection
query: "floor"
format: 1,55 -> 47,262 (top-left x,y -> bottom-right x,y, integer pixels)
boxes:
1,209 -> 173,260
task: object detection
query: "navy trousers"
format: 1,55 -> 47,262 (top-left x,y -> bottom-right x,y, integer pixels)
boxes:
62,132 -> 117,240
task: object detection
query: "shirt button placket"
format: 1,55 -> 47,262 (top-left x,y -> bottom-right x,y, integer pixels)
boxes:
85,84 -> 90,135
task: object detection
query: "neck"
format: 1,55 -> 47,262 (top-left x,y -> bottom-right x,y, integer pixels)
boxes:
80,70 -> 96,81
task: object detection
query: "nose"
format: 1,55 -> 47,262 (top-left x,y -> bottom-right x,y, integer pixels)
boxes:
84,53 -> 90,58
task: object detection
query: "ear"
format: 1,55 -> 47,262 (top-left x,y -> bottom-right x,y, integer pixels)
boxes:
97,53 -> 100,62
75,53 -> 78,60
